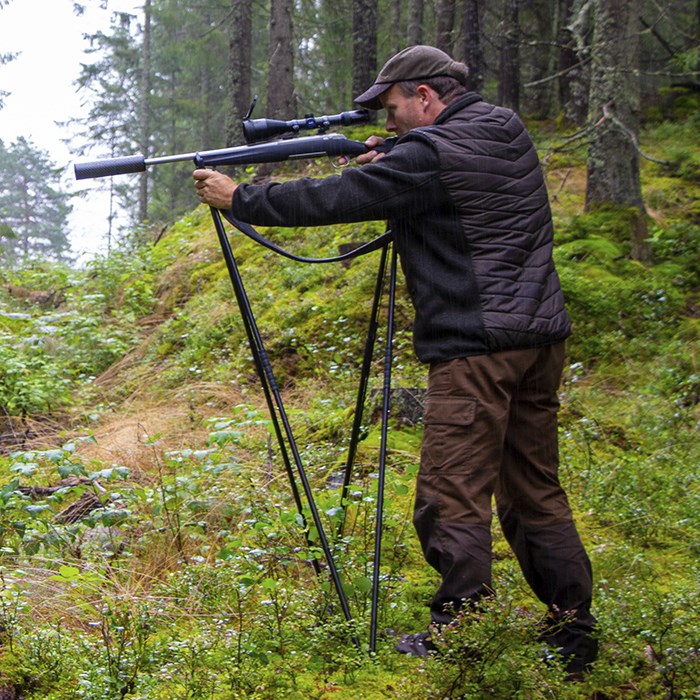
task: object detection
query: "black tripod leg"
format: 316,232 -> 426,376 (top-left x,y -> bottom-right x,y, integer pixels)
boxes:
211,209 -> 308,541
370,245 -> 397,653
210,208 -> 359,648
337,241 -> 390,537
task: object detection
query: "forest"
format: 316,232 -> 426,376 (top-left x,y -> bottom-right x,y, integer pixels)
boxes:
0,0 -> 697,257
0,0 -> 699,698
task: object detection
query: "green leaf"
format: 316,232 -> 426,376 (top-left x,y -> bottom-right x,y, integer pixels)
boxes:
24,504 -> 51,516
0,479 -> 20,500
10,462 -> 37,476
352,575 -> 372,594
99,509 -> 129,526
52,565 -> 81,581
57,462 -> 87,479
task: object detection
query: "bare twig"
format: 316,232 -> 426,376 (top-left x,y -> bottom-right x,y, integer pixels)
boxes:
524,56 -> 592,89
542,101 -> 671,168
601,102 -> 671,166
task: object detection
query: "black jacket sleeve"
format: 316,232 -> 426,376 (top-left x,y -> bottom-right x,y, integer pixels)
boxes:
230,138 -> 445,227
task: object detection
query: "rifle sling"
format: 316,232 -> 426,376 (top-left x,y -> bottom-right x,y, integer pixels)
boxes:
221,210 -> 392,264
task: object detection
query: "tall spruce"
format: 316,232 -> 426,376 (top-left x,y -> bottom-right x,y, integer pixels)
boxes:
73,10 -> 146,239
227,0 -> 253,146
558,0 -> 591,125
389,0 -> 403,54
352,0 -> 378,104
0,137 -> 72,261
522,0 -> 558,118
586,0 -> 650,261
462,0 -> 484,92
324,0 -> 354,108
295,0 -> 353,110
138,0 -> 152,223
146,0 -> 229,223
267,0 -> 295,118
75,1 -> 230,230
407,0 -> 424,45
436,0 -> 456,53
498,0 -> 521,110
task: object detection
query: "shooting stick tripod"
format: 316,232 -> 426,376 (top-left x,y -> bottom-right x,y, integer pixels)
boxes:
211,206 -> 397,654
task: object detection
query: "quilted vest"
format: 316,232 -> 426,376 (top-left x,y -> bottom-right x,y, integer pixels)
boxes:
395,94 -> 571,361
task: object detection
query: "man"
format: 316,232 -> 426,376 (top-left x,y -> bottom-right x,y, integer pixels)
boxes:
194,45 -> 598,677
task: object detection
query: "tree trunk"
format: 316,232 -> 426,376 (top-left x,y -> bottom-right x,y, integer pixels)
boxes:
138,0 -> 151,223
267,0 -> 295,118
390,0 -> 403,53
558,0 -> 590,125
436,0 -> 456,53
462,0 -> 484,92
315,0 -> 353,108
498,0 -> 520,111
586,0 -> 650,262
227,0 -> 253,147
352,0 -> 378,103
407,0 -> 424,46
524,0 -> 556,118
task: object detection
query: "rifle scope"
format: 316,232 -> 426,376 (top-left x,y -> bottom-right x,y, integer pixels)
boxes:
243,109 -> 371,144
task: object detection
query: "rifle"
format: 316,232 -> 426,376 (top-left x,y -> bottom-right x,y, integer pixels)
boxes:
73,108 -> 392,180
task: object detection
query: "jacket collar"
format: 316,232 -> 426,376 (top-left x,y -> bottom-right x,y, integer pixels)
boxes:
435,92 -> 483,124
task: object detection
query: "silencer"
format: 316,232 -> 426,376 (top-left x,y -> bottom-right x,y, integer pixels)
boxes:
74,155 -> 146,180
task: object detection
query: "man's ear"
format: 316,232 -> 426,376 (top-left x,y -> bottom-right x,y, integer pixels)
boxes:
416,84 -> 445,121
416,84 -> 432,105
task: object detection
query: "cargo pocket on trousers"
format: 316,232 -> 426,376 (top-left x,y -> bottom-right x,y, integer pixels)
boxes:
420,395 -> 477,474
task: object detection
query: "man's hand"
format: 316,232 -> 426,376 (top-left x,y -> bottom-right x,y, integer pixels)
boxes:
193,169 -> 237,210
356,135 -> 388,165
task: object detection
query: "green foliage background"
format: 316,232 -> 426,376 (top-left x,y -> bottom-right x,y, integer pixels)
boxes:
0,113 -> 698,698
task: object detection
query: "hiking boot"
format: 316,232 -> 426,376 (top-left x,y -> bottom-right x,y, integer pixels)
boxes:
538,610 -> 598,675
539,622 -> 598,681
395,631 -> 437,657
562,648 -> 597,681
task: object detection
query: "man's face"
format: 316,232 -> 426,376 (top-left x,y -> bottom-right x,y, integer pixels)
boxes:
379,84 -> 427,137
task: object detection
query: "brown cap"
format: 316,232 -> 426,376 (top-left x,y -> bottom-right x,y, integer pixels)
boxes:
354,45 -> 469,110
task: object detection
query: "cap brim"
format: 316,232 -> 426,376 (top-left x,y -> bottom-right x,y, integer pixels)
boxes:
353,81 -> 391,111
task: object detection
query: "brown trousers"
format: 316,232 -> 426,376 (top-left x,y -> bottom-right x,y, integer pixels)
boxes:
414,343 -> 596,657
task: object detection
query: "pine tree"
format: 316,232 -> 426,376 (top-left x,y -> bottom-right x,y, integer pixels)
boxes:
71,10 -> 144,244
0,137 -> 72,261
73,2 -> 230,229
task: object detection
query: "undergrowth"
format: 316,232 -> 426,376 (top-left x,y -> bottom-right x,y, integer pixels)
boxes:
0,114 -> 698,698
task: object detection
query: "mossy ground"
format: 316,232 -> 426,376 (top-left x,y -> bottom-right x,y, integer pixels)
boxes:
0,112 -> 698,698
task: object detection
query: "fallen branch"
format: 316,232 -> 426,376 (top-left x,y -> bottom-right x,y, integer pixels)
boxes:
16,477 -> 105,524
